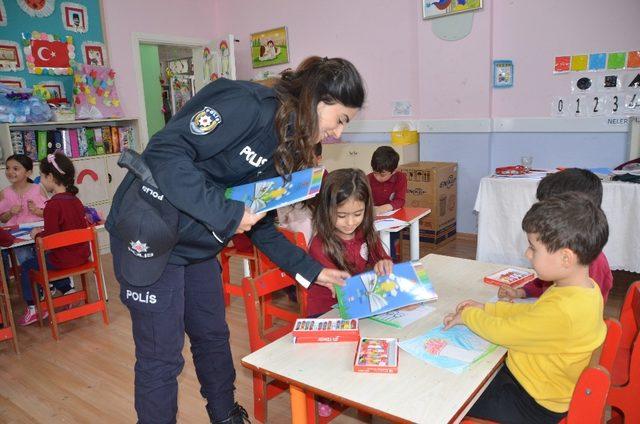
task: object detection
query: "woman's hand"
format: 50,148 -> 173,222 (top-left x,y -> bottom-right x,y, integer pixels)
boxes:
443,311 -> 463,330
374,259 -> 394,276
235,207 -> 266,234
27,200 -> 40,214
10,204 -> 22,216
498,284 -> 525,301
315,268 -> 350,298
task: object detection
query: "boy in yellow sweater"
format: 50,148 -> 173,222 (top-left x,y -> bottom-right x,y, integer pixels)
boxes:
443,191 -> 608,423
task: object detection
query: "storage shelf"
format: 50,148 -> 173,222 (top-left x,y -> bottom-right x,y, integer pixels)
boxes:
6,117 -> 139,129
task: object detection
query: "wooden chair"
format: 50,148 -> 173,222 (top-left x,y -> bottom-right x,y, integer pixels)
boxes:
30,227 -> 109,341
220,234 -> 260,307
0,256 -> 19,354
461,317 -> 620,424
241,267 -> 305,423
607,281 -> 640,424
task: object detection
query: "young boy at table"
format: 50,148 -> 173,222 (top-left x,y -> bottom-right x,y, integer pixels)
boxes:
367,146 -> 407,260
498,168 -> 613,303
443,192 -> 608,423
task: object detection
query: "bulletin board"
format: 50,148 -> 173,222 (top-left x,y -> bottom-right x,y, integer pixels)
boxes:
0,0 -> 106,103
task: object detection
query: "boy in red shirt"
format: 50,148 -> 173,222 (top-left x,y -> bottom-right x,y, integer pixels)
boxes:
499,168 -> 613,303
367,146 -> 407,260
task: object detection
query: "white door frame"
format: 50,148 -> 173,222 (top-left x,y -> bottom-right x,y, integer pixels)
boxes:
131,32 -> 208,149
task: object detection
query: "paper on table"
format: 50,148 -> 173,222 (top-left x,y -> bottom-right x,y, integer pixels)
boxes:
377,209 -> 398,217
19,221 -> 44,229
368,303 -> 435,328
374,218 -> 407,231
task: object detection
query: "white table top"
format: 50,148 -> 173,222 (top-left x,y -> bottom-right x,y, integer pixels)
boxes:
241,254 -> 508,423
474,176 -> 640,273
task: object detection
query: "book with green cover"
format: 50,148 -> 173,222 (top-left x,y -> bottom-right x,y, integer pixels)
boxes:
85,128 -> 97,156
36,130 -> 48,160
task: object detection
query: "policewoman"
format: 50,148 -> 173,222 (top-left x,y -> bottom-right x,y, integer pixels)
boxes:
106,56 -> 364,424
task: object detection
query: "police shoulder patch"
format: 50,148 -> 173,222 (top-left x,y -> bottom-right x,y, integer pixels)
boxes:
190,107 -> 222,135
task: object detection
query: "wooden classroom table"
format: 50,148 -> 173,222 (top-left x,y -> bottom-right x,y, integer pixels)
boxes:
242,254 -> 509,423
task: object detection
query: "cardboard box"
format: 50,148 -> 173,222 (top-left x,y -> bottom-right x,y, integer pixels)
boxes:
400,161 -> 457,244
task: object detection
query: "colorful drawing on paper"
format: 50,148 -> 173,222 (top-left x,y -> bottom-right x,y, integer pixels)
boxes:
0,41 -> 23,71
369,302 -> 435,328
422,0 -> 482,20
336,261 -> 438,320
225,167 -> 324,214
250,26 -> 289,68
399,325 -> 497,374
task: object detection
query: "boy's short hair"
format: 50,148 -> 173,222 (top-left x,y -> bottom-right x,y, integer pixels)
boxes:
371,146 -> 400,173
522,192 -> 608,265
536,168 -> 602,206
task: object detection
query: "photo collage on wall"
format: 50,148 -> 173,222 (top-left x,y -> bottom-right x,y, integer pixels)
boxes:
551,50 -> 640,118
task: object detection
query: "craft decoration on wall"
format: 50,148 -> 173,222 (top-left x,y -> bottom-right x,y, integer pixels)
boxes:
250,26 -> 289,68
422,0 -> 482,20
38,80 -> 65,100
60,2 -> 88,33
22,31 -> 75,75
81,41 -> 106,66
220,40 -> 233,78
202,46 -> 218,81
554,50 -> 640,74
17,0 -> 55,18
73,63 -> 122,119
493,60 -> 513,88
0,40 -> 24,71
0,0 -> 7,26
0,76 -> 26,88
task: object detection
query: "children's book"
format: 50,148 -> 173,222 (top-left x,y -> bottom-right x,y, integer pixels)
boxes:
484,268 -> 535,288
354,337 -> 399,374
335,261 -> 438,320
225,167 -> 324,214
399,325 -> 497,374
368,302 -> 436,328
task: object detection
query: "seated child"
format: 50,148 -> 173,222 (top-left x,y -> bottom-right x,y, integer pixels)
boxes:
367,146 -> 407,260
308,168 -> 393,317
499,168 -> 613,303
18,153 -> 90,326
443,191 -> 608,423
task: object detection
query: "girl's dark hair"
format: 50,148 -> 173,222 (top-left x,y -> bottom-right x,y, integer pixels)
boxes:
39,152 -> 78,195
313,168 -> 385,274
6,154 -> 35,183
273,56 -> 365,176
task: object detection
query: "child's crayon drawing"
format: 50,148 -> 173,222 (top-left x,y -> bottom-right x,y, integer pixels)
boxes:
399,325 -> 497,374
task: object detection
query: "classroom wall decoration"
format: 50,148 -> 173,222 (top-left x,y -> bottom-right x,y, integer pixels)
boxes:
250,26 -> 289,69
493,60 -> 513,88
23,31 -> 75,75
60,2 -> 88,33
0,76 -> 25,88
73,63 -> 122,119
554,50 -> 640,74
17,0 -> 55,18
422,0 -> 483,20
0,1 -> 7,26
0,0 -> 105,105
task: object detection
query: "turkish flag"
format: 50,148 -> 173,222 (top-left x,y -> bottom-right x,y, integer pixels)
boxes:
31,39 -> 70,68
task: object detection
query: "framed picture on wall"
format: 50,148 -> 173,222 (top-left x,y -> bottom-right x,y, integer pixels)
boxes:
61,2 -> 88,33
422,0 -> 483,20
81,41 -> 107,66
40,80 -> 66,99
0,0 -> 7,27
493,60 -> 514,88
0,76 -> 26,89
0,41 -> 23,71
250,26 -> 289,69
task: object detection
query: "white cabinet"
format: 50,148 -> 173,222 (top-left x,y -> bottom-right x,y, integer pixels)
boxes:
322,142 -> 419,174
0,118 -> 140,254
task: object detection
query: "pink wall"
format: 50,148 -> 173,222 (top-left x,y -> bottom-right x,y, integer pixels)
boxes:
101,0 -> 219,118
103,0 -> 640,121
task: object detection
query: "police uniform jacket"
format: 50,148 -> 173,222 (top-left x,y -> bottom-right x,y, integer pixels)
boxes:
107,78 -> 324,287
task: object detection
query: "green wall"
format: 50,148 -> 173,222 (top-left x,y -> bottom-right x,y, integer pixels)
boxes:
139,44 -> 164,139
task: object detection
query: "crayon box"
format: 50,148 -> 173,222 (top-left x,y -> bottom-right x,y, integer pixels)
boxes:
353,337 -> 399,374
292,318 -> 360,343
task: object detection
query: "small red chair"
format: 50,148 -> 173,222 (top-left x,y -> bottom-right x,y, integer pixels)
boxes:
607,281 -> 640,424
30,227 -> 109,340
220,234 -> 259,307
0,260 -> 19,354
241,268 -> 305,423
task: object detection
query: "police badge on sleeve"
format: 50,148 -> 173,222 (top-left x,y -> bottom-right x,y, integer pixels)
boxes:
190,107 -> 222,135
